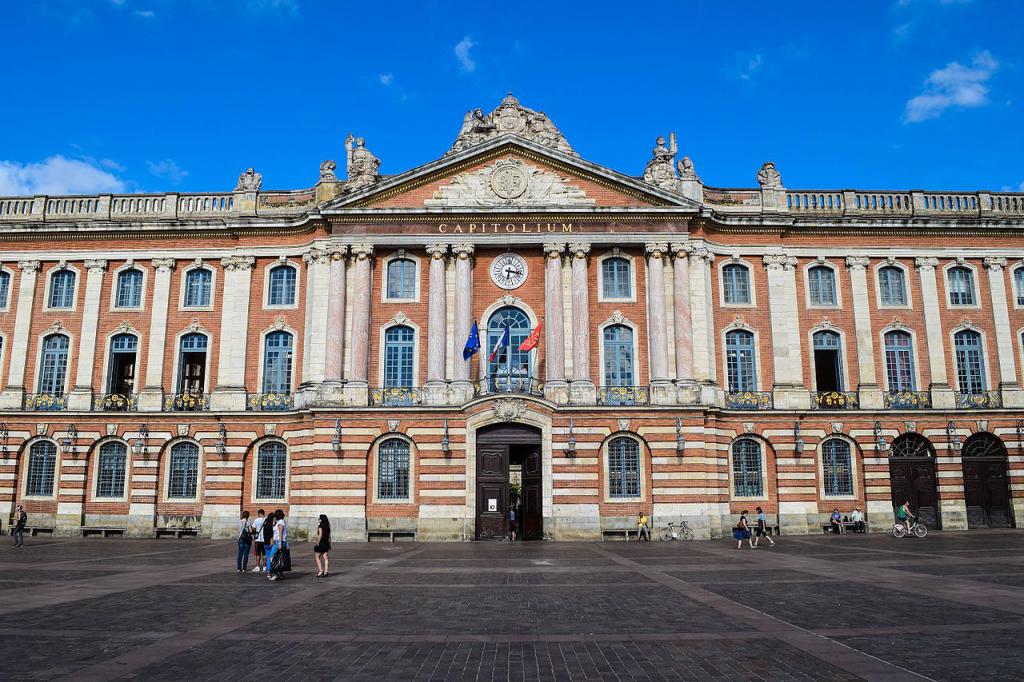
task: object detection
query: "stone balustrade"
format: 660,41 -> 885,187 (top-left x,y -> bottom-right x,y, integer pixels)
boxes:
782,189 -> 1024,218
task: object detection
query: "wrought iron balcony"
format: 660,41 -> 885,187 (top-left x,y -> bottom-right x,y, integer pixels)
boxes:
370,387 -> 423,407
955,390 -> 1002,409
884,391 -> 932,409
597,385 -> 650,406
23,393 -> 67,411
812,391 -> 859,410
164,392 -> 210,412
93,393 -> 138,412
246,392 -> 294,411
473,375 -> 544,398
724,391 -> 773,410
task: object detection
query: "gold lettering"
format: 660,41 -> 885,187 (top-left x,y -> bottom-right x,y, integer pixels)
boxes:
453,224 -> 463,233
438,223 -> 448,233
469,223 -> 477,233
506,224 -> 516,232
562,223 -> 573,232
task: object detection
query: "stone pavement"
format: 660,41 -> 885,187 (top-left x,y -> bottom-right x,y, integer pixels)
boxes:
2,531 -> 1024,680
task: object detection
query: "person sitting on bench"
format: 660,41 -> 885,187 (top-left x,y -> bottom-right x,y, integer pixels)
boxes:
829,508 -> 843,534
850,508 -> 865,533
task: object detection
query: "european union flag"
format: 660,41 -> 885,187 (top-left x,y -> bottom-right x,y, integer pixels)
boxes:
462,321 -> 480,360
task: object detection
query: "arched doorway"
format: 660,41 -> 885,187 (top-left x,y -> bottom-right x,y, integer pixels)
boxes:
475,423 -> 542,541
889,434 -> 940,529
962,433 -> 1012,528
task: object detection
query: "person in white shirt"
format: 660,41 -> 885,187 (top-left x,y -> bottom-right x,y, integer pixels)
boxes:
251,509 -> 267,573
267,509 -> 288,581
851,508 -> 865,534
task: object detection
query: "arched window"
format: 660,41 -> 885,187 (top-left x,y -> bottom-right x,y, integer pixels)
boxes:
267,265 -> 296,306
808,266 -> 836,306
486,306 -> 532,381
107,333 -> 139,400
178,332 -> 208,395
167,442 -> 199,499
39,334 -> 70,395
184,268 -> 212,308
1015,268 -> 1024,307
879,266 -> 907,306
722,264 -> 751,305
377,438 -> 410,500
256,441 -> 287,499
962,433 -> 1008,458
725,330 -> 756,391
115,269 -> 143,308
603,325 -> 634,387
262,331 -> 293,393
0,270 -> 10,308
386,258 -> 416,300
948,266 -> 976,306
954,330 -> 985,393
26,441 -> 57,497
812,330 -> 843,392
732,438 -> 763,497
601,257 -> 631,299
49,270 -> 76,308
383,325 -> 415,388
96,441 -> 127,498
889,433 -> 934,458
884,331 -> 916,391
821,438 -> 853,496
607,436 -> 641,498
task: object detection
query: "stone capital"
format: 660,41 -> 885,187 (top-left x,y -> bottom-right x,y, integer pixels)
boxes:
845,256 -> 870,270
644,242 -> 669,259
689,247 -> 713,264
17,260 -> 41,274
350,243 -> 375,261
568,242 -> 591,259
451,242 -> 475,260
984,256 -> 1008,272
763,253 -> 797,271
670,242 -> 693,258
327,246 -> 348,261
425,243 -> 448,260
543,242 -> 566,258
84,259 -> 108,272
152,257 -> 176,272
914,257 -> 939,272
302,248 -> 330,265
220,255 -> 256,272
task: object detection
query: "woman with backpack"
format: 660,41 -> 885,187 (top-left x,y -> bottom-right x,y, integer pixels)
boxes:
733,510 -> 754,550
314,514 -> 331,577
235,510 -> 252,572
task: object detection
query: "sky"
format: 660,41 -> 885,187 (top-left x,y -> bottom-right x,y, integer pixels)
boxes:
0,0 -> 1021,197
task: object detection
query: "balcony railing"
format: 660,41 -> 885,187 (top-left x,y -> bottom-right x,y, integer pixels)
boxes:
23,393 -> 67,411
597,385 -> 650,406
246,392 -> 294,411
812,391 -> 859,410
955,390 -> 1002,409
473,375 -> 544,399
725,391 -> 773,410
164,392 -> 210,412
370,387 -> 423,407
884,391 -> 932,409
94,393 -> 138,412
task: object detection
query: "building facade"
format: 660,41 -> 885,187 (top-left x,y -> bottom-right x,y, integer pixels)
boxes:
2,95 -> 1024,541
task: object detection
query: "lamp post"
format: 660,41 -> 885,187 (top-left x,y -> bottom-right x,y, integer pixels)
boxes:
675,417 -> 685,455
440,418 -> 451,456
794,420 -> 805,453
565,417 -> 576,458
60,424 -> 78,454
874,421 -> 887,452
216,423 -> 227,456
133,424 -> 149,456
946,421 -> 961,452
331,419 -> 342,454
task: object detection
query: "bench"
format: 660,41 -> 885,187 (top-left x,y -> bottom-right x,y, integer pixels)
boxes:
601,529 -> 643,541
81,527 -> 126,538
10,526 -> 54,537
156,527 -> 201,538
366,530 -> 416,542
822,521 -> 868,534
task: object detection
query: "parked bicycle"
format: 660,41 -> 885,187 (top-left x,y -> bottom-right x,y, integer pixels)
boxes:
659,521 -> 695,542
892,516 -> 928,538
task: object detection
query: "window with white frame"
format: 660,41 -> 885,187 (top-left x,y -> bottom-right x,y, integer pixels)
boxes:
821,438 -> 853,496
725,330 -> 756,391
184,268 -> 212,308
601,257 -> 631,299
602,325 -> 634,387
884,330 -> 916,391
49,270 -> 76,308
383,325 -> 415,388
96,441 -> 127,498
1015,268 -> 1024,307
377,438 -> 410,500
954,329 -> 985,394
607,436 -> 641,498
262,331 -> 293,393
0,270 -> 10,308
878,266 -> 907,306
386,258 -> 416,300
267,265 -> 296,306
115,269 -> 143,308
808,265 -> 837,306
732,438 -> 763,497
947,266 -> 976,306
722,264 -> 751,304
39,334 -> 70,395
256,441 -> 287,499
26,441 -> 57,497
167,442 -> 199,499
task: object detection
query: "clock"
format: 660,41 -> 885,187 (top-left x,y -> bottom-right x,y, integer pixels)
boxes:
490,253 -> 528,290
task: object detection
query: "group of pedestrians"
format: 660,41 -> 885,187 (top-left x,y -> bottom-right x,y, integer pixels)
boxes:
733,507 -> 777,550
235,509 -> 331,579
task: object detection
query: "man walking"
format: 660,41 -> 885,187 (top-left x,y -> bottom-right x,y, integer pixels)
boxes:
12,505 -> 27,547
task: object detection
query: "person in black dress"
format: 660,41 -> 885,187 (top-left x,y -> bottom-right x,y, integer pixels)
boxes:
314,514 -> 331,577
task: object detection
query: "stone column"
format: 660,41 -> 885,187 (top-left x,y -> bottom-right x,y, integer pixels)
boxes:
670,243 -> 697,403
138,258 -> 175,411
320,246 -> 348,402
846,256 -> 883,409
645,242 -> 673,404
451,243 -> 475,402
346,243 -> 374,405
568,242 -> 595,404
543,243 -> 568,404
68,259 -> 108,410
764,253 -> 808,409
211,255 -> 255,411
0,260 -> 40,409
687,246 -> 718,404
915,257 -> 954,408
424,243 -> 449,405
984,257 -> 1023,406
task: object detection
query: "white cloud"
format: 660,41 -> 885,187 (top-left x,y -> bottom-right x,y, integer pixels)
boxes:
892,22 -> 913,43
146,159 -> 189,184
455,36 -> 476,73
0,156 -> 126,196
243,0 -> 298,14
378,73 -> 394,86
134,9 -> 156,18
904,50 -> 998,123
738,53 -> 763,80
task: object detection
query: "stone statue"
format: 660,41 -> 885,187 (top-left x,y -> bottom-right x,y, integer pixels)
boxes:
447,93 -> 577,156
319,160 -> 337,182
344,134 -> 381,191
235,168 -> 262,192
757,161 -> 783,189
677,156 -> 699,181
642,132 -> 679,191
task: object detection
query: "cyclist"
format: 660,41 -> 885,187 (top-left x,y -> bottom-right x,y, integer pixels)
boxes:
896,500 -> 914,535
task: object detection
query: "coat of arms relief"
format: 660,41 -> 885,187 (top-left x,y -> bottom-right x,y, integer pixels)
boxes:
424,158 -> 596,208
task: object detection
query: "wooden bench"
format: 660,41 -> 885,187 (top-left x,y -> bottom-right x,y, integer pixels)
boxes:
366,530 -> 416,542
156,527 -> 201,538
822,521 -> 868,534
601,529 -> 643,541
81,527 -> 126,538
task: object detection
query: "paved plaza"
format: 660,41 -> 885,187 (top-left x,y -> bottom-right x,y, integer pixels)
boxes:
1,531 -> 1023,681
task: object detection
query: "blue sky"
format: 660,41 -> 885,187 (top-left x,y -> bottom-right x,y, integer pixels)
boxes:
1,0 -> 1021,196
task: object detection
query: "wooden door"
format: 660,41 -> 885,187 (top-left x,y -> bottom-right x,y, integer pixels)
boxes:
521,445 -> 543,541
889,458 -> 940,528
964,458 -> 1012,528
476,443 -> 508,540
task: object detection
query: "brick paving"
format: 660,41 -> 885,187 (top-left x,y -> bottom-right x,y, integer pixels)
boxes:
1,532 -> 1024,680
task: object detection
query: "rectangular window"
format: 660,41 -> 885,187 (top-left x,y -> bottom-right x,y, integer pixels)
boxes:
1015,269 -> 1024,307
386,259 -> 416,300
268,267 -> 296,306
723,265 -> 751,305
726,332 -> 756,392
879,267 -> 907,306
184,269 -> 212,308
49,271 -> 75,308
601,258 -> 631,299
948,268 -> 975,306
115,270 -> 143,308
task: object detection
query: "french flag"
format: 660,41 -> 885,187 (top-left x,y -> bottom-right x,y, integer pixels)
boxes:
488,326 -> 510,363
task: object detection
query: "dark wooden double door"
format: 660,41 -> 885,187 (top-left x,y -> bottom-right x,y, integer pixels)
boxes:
889,458 -> 940,528
476,424 -> 542,541
963,457 -> 1011,528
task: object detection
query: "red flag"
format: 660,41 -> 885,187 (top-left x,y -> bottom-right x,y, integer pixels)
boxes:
518,322 -> 542,352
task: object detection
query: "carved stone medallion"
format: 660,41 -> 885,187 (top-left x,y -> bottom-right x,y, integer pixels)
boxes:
490,163 -> 528,199
492,398 -> 527,422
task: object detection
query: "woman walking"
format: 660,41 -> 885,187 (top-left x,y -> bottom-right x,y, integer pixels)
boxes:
733,510 -> 754,550
752,506 -> 775,547
314,514 -> 331,577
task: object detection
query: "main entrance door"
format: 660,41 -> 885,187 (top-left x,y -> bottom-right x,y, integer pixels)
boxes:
476,423 -> 543,541
962,433 -> 1012,528
889,434 -> 940,529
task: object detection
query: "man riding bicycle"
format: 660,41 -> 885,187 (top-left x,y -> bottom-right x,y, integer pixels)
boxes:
896,500 -> 914,535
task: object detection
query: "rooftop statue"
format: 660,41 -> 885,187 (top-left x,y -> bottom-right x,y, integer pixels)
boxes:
446,93 -> 577,156
757,161 -> 783,189
319,159 -> 337,183
235,167 -> 262,192
642,133 -> 679,191
677,156 -> 700,182
345,134 -> 381,191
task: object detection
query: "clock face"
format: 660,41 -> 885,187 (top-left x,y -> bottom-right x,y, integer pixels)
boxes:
490,253 -> 528,290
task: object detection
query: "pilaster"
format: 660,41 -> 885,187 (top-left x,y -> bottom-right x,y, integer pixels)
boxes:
138,258 -> 175,411
568,242 -> 595,404
984,257 -> 1024,406
450,243 -> 475,403
68,259 -> 107,410
424,243 -> 450,405
323,246 -> 349,385
763,253 -> 808,409
645,242 -> 673,404
543,243 -> 569,405
846,256 -> 883,409
211,255 -> 255,411
346,243 -> 374,406
915,257 -> 955,408
0,260 -> 41,409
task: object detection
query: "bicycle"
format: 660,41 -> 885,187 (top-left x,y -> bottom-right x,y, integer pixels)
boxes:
892,516 -> 928,538
659,521 -> 695,542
